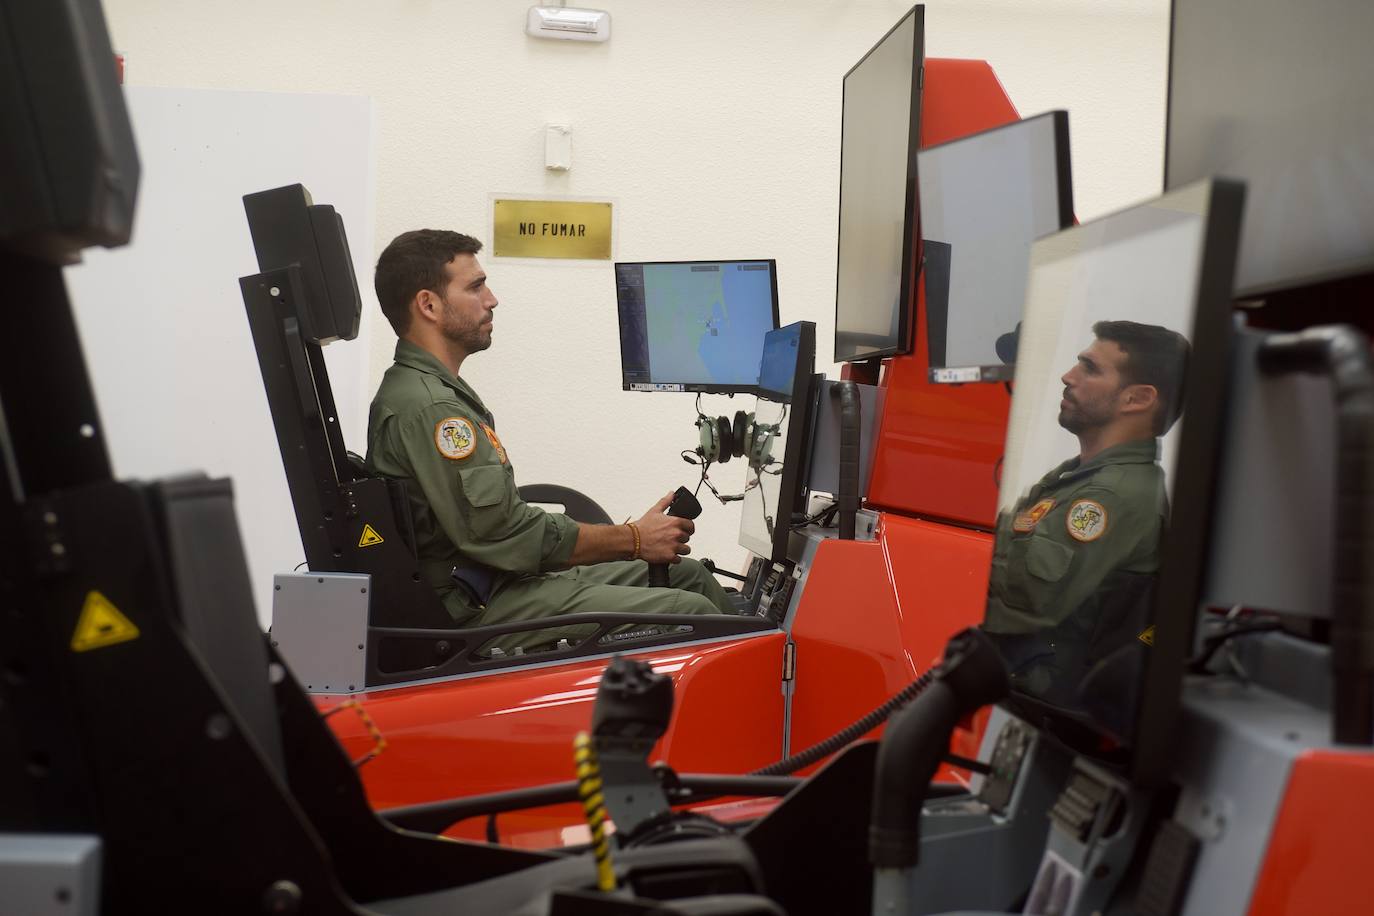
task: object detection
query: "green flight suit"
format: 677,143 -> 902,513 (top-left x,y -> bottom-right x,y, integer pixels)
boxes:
983,439 -> 1165,709
366,340 -> 732,652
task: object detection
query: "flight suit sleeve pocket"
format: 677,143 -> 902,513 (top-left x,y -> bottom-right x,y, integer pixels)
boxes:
1025,535 -> 1074,582
458,464 -> 509,509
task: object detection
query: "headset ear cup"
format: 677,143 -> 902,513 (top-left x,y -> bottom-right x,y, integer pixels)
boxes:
731,410 -> 748,458
716,415 -> 733,464
698,416 -> 719,463
743,413 -> 756,459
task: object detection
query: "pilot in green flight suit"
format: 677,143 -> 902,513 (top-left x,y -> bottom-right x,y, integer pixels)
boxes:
983,320 -> 1190,713
365,229 -> 733,652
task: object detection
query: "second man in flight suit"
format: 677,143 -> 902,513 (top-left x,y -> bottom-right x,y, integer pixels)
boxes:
983,320 -> 1190,715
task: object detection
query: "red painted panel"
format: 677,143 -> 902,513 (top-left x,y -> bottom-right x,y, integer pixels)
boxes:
320,633 -> 786,840
866,59 -> 1023,529
787,514 -> 994,776
1247,749 -> 1374,915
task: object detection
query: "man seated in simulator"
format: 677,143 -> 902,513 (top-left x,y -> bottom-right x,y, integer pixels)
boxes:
365,229 -> 734,650
982,320 -> 1190,718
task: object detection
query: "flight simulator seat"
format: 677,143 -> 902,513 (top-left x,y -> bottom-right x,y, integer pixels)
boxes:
241,185 -> 770,689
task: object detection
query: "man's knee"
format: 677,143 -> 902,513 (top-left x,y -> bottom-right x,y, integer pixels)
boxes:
669,557 -> 707,587
671,589 -> 721,616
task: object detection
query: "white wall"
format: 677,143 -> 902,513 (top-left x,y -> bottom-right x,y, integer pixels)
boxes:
104,0 -> 1170,577
65,87 -> 373,627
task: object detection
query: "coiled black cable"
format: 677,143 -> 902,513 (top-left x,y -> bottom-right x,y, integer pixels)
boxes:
750,669 -> 937,776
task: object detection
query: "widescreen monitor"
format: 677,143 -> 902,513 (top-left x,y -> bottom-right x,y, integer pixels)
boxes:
982,178 -> 1244,787
1167,0 -> 1374,296
834,5 -> 924,363
739,321 -> 817,564
921,111 -> 1074,383
616,259 -> 779,394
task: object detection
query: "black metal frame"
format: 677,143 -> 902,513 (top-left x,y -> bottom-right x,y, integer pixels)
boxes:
833,4 -> 925,364
242,267 -> 465,630
367,613 -> 776,686
1131,179 -> 1246,787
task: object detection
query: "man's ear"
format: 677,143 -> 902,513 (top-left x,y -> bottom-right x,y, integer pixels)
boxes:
412,288 -> 441,327
1121,383 -> 1159,416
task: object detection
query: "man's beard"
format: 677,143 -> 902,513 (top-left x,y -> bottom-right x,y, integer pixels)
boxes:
1057,389 -> 1115,435
439,301 -> 492,353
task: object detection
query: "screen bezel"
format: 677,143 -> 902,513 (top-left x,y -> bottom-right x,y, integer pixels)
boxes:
994,179 -> 1245,789
738,322 -> 817,564
922,110 -> 1075,382
615,258 -> 781,394
833,4 -> 925,364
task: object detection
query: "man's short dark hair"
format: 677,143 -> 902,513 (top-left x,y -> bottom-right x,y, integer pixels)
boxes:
374,230 -> 483,335
1092,319 -> 1191,435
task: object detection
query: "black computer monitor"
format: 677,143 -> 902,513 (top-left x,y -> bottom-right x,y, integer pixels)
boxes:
243,184 -> 361,345
921,111 -> 1074,384
834,5 -> 925,363
981,178 -> 1244,788
739,322 -> 817,564
615,259 -> 780,394
1167,0 -> 1374,297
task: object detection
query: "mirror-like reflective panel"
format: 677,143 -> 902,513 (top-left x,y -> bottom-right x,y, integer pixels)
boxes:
982,179 -> 1244,769
920,110 -> 1073,384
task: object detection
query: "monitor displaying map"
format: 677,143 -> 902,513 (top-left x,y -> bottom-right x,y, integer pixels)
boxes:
616,259 -> 780,393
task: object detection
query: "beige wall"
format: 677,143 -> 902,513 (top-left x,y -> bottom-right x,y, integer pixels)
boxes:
106,0 -> 1170,573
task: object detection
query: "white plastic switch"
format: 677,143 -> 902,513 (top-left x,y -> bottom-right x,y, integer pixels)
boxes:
545,124 -> 572,171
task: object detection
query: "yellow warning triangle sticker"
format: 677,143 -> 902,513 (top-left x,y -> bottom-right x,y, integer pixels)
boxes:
1138,624 -> 1156,647
358,524 -> 385,548
71,590 -> 140,653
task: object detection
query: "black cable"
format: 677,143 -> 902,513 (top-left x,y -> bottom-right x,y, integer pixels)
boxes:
750,669 -> 937,776
683,449 -> 744,504
790,500 -> 838,531
944,752 -> 991,775
1189,620 -> 1285,674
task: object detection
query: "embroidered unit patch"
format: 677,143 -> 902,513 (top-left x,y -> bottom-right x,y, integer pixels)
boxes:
481,423 -> 508,464
1066,499 -> 1108,542
435,417 -> 477,460
1012,498 -> 1056,533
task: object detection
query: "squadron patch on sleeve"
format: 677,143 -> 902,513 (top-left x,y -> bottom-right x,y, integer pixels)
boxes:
481,423 -> 508,464
1066,499 -> 1108,542
434,417 -> 477,460
1012,498 -> 1056,533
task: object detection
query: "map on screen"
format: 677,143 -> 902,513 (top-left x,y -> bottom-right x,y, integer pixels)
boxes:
616,260 -> 778,392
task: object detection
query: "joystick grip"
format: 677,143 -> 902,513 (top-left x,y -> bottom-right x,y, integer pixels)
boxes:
648,486 -> 702,587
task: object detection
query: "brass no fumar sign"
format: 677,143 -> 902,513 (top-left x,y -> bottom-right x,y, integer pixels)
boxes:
493,199 -> 613,260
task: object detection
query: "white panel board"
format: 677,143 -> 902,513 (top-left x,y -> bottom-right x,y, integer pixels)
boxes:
65,86 -> 374,627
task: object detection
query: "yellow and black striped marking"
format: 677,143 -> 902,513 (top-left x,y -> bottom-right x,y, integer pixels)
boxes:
324,699 -> 388,768
573,731 -> 616,892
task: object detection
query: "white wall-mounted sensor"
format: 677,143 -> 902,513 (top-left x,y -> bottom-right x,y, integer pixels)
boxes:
526,6 -> 611,43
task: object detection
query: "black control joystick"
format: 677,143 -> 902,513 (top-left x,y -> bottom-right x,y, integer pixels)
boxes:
647,486 -> 702,588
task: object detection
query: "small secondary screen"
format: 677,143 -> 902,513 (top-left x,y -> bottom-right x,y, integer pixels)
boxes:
757,322 -> 803,400
617,260 -> 779,393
